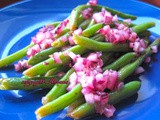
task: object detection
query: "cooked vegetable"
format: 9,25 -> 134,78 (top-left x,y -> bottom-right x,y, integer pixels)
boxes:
68,81 -> 141,119
0,1 -> 159,120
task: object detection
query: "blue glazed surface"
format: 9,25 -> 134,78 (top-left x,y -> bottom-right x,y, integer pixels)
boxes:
0,0 -> 160,120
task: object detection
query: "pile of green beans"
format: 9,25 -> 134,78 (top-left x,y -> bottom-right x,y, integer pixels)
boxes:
0,2 -> 159,120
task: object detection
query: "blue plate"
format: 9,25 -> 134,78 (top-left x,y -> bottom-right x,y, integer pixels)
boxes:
0,0 -> 160,120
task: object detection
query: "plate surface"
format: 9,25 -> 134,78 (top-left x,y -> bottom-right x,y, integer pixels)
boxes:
0,0 -> 160,120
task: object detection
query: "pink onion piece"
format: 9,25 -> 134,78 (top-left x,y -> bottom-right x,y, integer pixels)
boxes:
67,72 -> 78,91
87,0 -> 98,6
116,82 -> 124,90
14,62 -> 22,71
129,38 -> 147,54
52,52 -> 62,63
54,19 -> 69,35
68,36 -> 75,45
123,19 -> 132,24
14,60 -> 31,71
93,8 -> 115,25
27,25 -> 55,58
104,104 -> 116,118
93,12 -> 104,23
61,36 -> 68,42
43,62 -> 49,66
151,46 -> 158,53
145,57 -> 151,63
74,28 -> 83,35
98,25 -> 111,35
81,8 -> 93,19
57,72 -> 65,77
135,66 -> 145,75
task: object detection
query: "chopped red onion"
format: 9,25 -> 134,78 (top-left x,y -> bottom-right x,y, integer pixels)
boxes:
81,8 -> 93,19
66,51 -> 80,62
53,52 -> 62,63
103,105 -> 116,118
123,19 -> 132,24
57,72 -> 65,77
67,52 -> 120,117
135,66 -> 145,75
112,15 -> 118,22
36,32 -> 45,43
74,28 -> 83,35
43,62 -> 49,66
67,72 -> 78,91
61,36 -> 68,42
54,19 -> 69,35
93,12 -> 104,23
14,60 -> 31,71
98,25 -> 111,35
128,32 -> 137,42
116,82 -> 124,90
87,0 -> 98,6
103,70 -> 119,90
27,25 -> 55,58
14,62 -> 22,71
145,57 -> 151,63
129,38 -> 147,53
68,36 -> 75,45
151,46 -> 158,53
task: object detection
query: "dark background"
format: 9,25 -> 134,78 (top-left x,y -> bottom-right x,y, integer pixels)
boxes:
0,0 -> 160,8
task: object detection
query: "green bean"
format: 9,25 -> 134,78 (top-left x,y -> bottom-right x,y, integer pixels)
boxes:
28,47 -> 59,65
119,39 -> 160,81
117,20 -> 136,27
42,68 -> 74,104
117,21 -> 151,37
0,22 -> 67,68
68,81 -> 141,119
69,5 -> 89,31
52,24 -> 103,48
0,76 -> 62,90
23,45 -> 87,77
0,44 -> 34,68
87,19 -> 96,28
68,102 -> 94,119
79,19 -> 92,30
45,66 -> 62,77
138,31 -> 151,38
103,52 -> 136,71
90,33 -> 104,41
35,84 -> 83,119
51,21 -> 61,27
23,34 -> 105,77
109,81 -> 141,104
35,51 -> 140,118
73,34 -> 131,52
93,5 -> 137,20
102,54 -> 116,66
69,4 -> 137,31
77,15 -> 86,27
132,22 -> 155,34
67,97 -> 85,113
82,23 -> 103,37
73,21 -> 155,52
